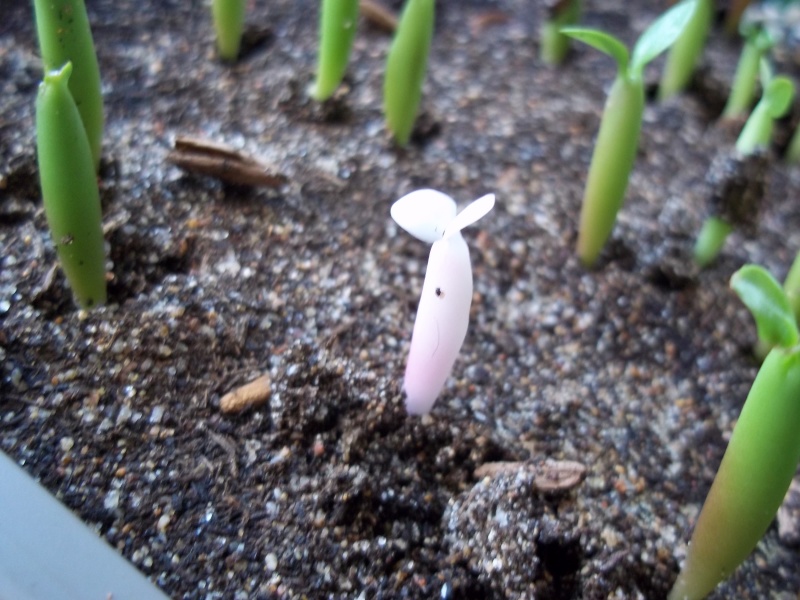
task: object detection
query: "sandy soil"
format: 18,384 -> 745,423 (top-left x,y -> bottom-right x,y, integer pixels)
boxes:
2,0 -> 800,598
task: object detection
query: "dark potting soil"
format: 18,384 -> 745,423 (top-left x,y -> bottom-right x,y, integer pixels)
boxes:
2,0 -> 800,598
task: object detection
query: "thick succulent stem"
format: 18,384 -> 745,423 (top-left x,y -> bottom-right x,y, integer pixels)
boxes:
577,75 -> 644,267
36,63 -> 107,308
312,0 -> 360,100
669,347 -> 800,600
33,0 -> 104,171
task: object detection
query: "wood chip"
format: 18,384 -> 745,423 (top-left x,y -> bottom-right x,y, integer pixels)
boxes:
220,374 -> 271,414
469,10 -> 510,35
166,136 -> 287,188
359,0 -> 397,32
474,459 -> 587,492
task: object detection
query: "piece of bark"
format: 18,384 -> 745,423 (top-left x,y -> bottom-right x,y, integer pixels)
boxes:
359,0 -> 397,32
474,459 -> 587,492
167,137 -> 287,188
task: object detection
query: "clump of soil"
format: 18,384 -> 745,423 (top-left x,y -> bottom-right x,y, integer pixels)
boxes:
2,1 -> 800,598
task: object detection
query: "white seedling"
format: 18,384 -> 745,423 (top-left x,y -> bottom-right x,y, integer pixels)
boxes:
391,189 -> 495,415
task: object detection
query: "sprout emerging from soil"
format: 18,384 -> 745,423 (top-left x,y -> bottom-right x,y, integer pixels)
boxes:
539,0 -> 581,66
33,0 -> 104,172
391,190 -> 495,415
311,0 -> 360,101
735,64 -> 793,154
561,0 -> 696,267
212,0 -> 246,61
658,0 -> 712,100
722,23 -> 774,120
383,0 -> 434,145
694,66 -> 793,268
36,63 -> 107,309
669,264 -> 800,600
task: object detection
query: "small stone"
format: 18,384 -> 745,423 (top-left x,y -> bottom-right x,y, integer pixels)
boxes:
778,478 -> 800,546
265,553 -> 278,571
157,514 -> 171,533
150,405 -> 165,424
104,490 -> 120,511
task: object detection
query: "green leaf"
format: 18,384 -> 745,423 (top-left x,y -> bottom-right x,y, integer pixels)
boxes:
744,24 -> 775,53
731,265 -> 799,349
383,0 -> 435,145
630,0 -> 697,76
763,75 -> 795,119
759,56 -> 774,88
560,27 -> 629,73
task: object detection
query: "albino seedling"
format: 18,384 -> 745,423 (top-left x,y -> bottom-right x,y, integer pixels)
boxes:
391,190 -> 495,415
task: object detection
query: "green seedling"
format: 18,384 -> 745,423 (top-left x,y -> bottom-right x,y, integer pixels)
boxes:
311,0 -> 360,101
561,0 -> 696,267
33,0 -> 103,172
735,66 -> 793,155
784,120 -> 800,163
722,23 -> 774,120
383,0 -> 435,145
694,67 -> 793,268
669,265 -> 800,600
539,0 -> 581,66
36,63 -> 107,309
658,0 -> 712,100
752,249 -> 800,359
212,0 -> 246,61
784,250 -> 800,322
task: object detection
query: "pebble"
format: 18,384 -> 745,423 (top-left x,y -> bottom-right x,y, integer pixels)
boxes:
265,553 -> 278,572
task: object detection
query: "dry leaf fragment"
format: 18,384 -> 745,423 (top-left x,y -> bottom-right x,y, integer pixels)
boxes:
473,459 -> 587,492
469,10 -> 510,36
167,136 -> 287,188
532,459 -> 587,492
360,0 -> 397,32
220,374 -> 271,414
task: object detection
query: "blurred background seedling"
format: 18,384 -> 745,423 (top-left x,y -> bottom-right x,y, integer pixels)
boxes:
561,0 -> 696,267
694,64 -> 794,268
539,0 -> 581,66
383,0 -> 435,145
722,22 -> 774,120
33,0 -> 104,171
658,0 -> 712,100
311,0 -> 360,101
212,0 -> 247,61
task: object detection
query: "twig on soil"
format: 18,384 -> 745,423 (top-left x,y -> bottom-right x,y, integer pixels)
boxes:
32,263 -> 59,302
469,10 -> 510,36
219,373 -> 272,414
204,428 -> 240,479
166,137 -> 287,188
324,318 -> 358,348
359,0 -> 397,32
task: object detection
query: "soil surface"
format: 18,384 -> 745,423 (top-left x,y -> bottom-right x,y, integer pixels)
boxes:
2,1 -> 800,598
